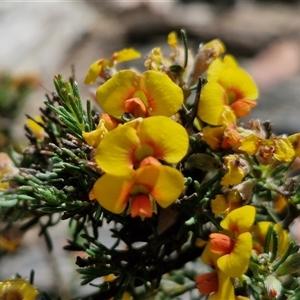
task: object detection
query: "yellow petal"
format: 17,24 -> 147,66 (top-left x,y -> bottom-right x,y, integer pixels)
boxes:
217,232 -> 252,278
95,124 -> 140,174
254,222 -> 290,257
96,70 -> 140,117
138,116 -> 189,163
211,194 -> 228,217
111,48 -> 141,63
223,54 -> 239,68
0,279 -> 39,300
84,59 -> 105,84
221,155 -> 246,188
139,70 -> 183,117
240,134 -> 260,155
198,81 -> 226,126
93,172 -> 134,214
26,116 -> 45,139
273,138 -> 295,162
167,31 -> 178,49
288,133 -> 300,157
218,67 -> 259,101
202,125 -> 225,150
135,165 -> 184,208
201,241 -> 220,267
209,270 -> 235,300
82,119 -> 108,148
221,205 -> 256,234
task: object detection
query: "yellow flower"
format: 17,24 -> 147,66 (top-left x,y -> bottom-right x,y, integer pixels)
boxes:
253,222 -> 290,257
95,116 -> 189,175
92,164 -> 184,218
240,134 -> 295,164
0,279 -> 38,300
209,206 -> 256,277
26,116 -> 46,140
221,155 -> 248,187
82,119 -> 108,148
167,31 -> 178,49
202,107 -> 238,150
288,133 -> 300,157
211,190 -> 243,217
96,70 -> 183,118
198,55 -> 258,126
84,48 -> 141,84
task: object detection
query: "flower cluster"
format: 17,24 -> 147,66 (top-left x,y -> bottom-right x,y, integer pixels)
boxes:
1,31 -> 300,300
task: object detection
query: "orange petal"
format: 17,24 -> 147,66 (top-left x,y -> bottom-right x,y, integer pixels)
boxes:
130,194 -> 152,218
230,99 -> 257,118
210,233 -> 234,255
139,156 -> 161,167
195,272 -> 218,295
100,113 -> 119,131
123,97 -> 148,118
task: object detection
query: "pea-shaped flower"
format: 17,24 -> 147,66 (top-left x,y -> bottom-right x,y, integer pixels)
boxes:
92,164 -> 184,218
95,116 -> 189,175
96,70 -> 184,118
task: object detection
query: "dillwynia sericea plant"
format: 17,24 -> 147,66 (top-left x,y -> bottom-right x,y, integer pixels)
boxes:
1,30 -> 300,300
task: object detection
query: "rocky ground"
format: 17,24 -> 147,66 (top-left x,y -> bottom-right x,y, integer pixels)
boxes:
2,1 -> 300,299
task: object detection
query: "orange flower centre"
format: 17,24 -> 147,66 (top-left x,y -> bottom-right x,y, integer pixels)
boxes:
2,291 -> 23,300
210,233 -> 235,254
123,98 -> 148,118
130,194 -> 152,218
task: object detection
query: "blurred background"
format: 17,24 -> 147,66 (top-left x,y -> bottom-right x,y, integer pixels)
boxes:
1,0 -> 300,298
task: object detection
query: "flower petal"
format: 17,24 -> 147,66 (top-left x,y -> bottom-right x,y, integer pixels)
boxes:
96,70 -> 140,117
130,194 -> 152,218
201,241 -> 220,267
209,270 -> 235,300
137,116 -> 189,163
273,138 -> 294,162
217,232 -> 252,277
0,279 -> 39,300
210,233 -> 234,255
198,81 -> 226,126
218,67 -> 259,101
93,172 -> 134,214
95,124 -> 140,174
221,205 -> 256,234
111,48 -> 141,63
84,59 -> 105,84
195,272 -> 218,295
211,194 -> 228,217
135,165 -> 184,208
139,70 -> 183,117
